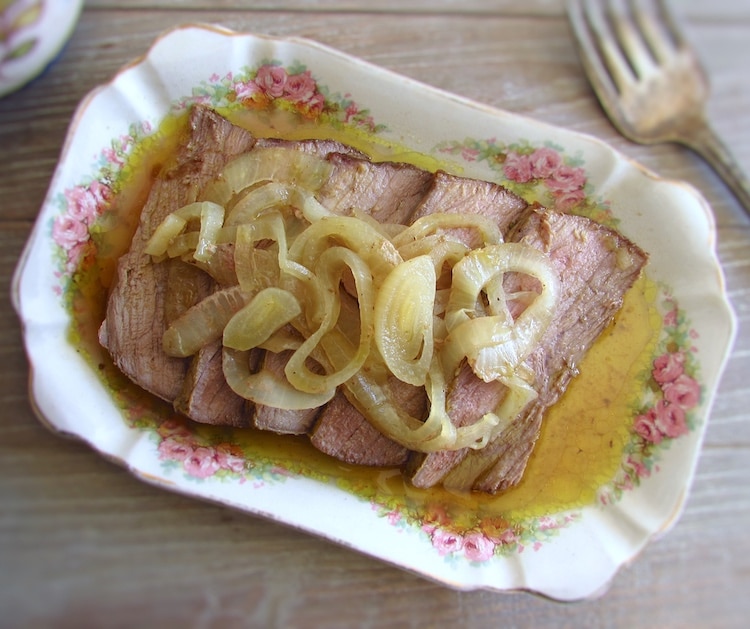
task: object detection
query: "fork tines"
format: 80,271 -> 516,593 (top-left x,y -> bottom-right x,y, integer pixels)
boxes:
567,0 -> 687,97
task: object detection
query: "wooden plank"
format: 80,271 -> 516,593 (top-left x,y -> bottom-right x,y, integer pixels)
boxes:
2,10 -> 748,221
82,0 -> 750,20
1,1 -> 749,625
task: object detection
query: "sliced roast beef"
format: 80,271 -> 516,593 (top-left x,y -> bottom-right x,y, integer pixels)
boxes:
256,137 -> 367,159
101,106 -> 649,496
409,207 -> 648,492
313,171 -> 531,471
99,106 -> 257,402
160,260 -> 216,329
251,348 -> 325,435
315,152 -> 434,224
467,208 -> 648,493
440,400 -> 544,492
174,340 -> 257,428
409,170 -> 528,247
250,152 -> 435,444
309,375 -> 425,467
405,361 -> 506,487
245,146 -> 431,432
179,136 -> 377,426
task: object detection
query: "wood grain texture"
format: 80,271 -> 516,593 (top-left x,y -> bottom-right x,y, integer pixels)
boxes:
1,1 -> 749,627
84,0 -> 750,20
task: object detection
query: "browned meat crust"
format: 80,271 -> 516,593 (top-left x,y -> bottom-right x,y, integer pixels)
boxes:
99,106 -> 256,402
316,153 -> 434,224
308,385 -> 414,467
252,347 -> 326,435
175,340 -> 257,428
410,170 -> 529,245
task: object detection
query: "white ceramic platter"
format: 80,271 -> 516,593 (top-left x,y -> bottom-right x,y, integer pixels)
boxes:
11,24 -> 737,601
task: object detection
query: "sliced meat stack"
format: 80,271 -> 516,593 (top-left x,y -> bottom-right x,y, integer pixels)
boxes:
100,105 -> 648,494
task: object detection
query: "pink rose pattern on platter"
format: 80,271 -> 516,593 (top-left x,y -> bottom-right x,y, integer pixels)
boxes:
51,61 -> 703,564
175,61 -> 384,133
153,419 -> 293,486
51,120 -> 153,299
52,180 -> 113,282
598,295 -> 702,505
435,138 -> 609,223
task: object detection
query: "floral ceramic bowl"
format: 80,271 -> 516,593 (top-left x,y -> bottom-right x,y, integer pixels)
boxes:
0,0 -> 83,97
12,24 -> 736,601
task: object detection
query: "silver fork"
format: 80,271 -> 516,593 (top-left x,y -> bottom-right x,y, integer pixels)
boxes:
567,0 -> 750,214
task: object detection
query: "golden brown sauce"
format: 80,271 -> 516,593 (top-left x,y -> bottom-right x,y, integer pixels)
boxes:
70,110 -> 661,526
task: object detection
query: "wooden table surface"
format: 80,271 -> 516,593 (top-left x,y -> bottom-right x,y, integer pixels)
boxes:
2,1 -> 749,626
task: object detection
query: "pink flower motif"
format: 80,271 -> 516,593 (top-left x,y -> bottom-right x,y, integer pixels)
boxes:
183,446 -> 221,479
653,399 -> 688,439
503,151 -> 533,183
255,65 -> 288,98
158,436 -> 193,462
461,147 -> 480,162
553,188 -> 586,211
545,164 -> 587,193
431,528 -> 464,556
652,351 -> 684,385
625,455 -> 650,480
103,147 -> 125,167
663,308 -> 678,327
634,408 -> 663,444
305,92 -> 326,116
537,516 -> 557,531
529,146 -> 562,179
284,70 -> 317,103
234,79 -> 262,100
118,134 -> 135,153
63,182 -> 111,228
88,180 -> 112,207
52,213 -> 89,249
215,444 -> 246,473
463,532 -> 496,562
344,102 -> 358,122
386,510 -> 402,525
663,374 -> 700,410
64,189 -> 95,223
495,528 -> 519,546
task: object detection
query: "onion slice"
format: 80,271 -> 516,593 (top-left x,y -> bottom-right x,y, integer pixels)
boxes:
443,242 -> 559,382
223,287 -> 302,351
375,255 -> 435,386
285,246 -> 374,395
223,348 -> 334,410
148,143 -> 565,457
144,201 -> 226,260
163,285 -> 248,357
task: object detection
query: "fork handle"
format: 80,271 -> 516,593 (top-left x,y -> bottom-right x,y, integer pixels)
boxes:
682,120 -> 750,216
